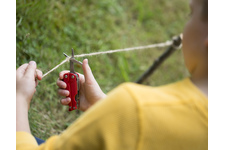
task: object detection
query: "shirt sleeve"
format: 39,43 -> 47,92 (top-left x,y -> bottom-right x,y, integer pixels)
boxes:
16,83 -> 139,150
16,131 -> 38,149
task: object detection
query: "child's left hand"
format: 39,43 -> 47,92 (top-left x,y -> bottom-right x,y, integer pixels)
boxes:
16,61 -> 42,109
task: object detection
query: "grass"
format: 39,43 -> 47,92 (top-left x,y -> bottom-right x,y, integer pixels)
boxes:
17,0 -> 189,139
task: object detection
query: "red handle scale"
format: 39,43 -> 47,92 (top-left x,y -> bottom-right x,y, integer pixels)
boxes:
63,72 -> 79,111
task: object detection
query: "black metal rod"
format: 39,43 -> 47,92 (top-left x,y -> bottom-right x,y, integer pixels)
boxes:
135,35 -> 182,84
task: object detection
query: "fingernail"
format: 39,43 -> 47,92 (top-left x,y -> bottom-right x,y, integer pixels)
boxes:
84,58 -> 88,64
29,61 -> 36,66
66,91 -> 70,96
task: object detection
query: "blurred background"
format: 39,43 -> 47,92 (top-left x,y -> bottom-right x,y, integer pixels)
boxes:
16,0 -> 189,139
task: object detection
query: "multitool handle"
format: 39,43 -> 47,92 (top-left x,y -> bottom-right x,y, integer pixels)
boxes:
63,72 -> 80,111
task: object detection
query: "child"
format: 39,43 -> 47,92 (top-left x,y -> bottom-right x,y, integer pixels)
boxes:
16,0 -> 208,149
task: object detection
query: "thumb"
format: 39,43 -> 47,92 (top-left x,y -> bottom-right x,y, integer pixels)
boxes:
25,61 -> 37,79
82,59 -> 96,85
16,63 -> 29,79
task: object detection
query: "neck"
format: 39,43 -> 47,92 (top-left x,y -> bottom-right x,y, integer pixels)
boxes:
189,59 -> 208,97
190,75 -> 208,97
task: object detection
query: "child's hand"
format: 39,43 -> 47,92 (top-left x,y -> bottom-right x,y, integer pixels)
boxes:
16,61 -> 42,109
57,59 -> 106,111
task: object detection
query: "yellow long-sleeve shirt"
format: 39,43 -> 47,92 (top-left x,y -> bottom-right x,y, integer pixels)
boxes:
16,78 -> 208,150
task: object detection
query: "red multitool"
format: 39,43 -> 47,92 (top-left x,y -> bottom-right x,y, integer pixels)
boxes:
63,48 -> 82,112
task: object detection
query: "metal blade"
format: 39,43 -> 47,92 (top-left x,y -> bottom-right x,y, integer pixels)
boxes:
70,49 -> 75,73
70,58 -> 83,65
63,52 -> 83,66
63,53 -> 69,58
71,48 -> 74,58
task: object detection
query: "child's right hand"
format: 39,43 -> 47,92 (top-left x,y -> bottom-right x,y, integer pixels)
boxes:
57,59 -> 106,112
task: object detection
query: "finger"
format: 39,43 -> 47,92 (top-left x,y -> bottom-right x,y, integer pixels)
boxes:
57,79 -> 67,89
76,73 -> 85,84
16,63 -> 29,78
60,97 -> 71,105
36,69 -> 43,80
35,80 -> 38,87
82,59 -> 96,85
24,61 -> 37,79
58,89 -> 70,97
59,70 -> 70,80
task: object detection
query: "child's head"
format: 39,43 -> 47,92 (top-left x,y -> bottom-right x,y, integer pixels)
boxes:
182,0 -> 208,79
